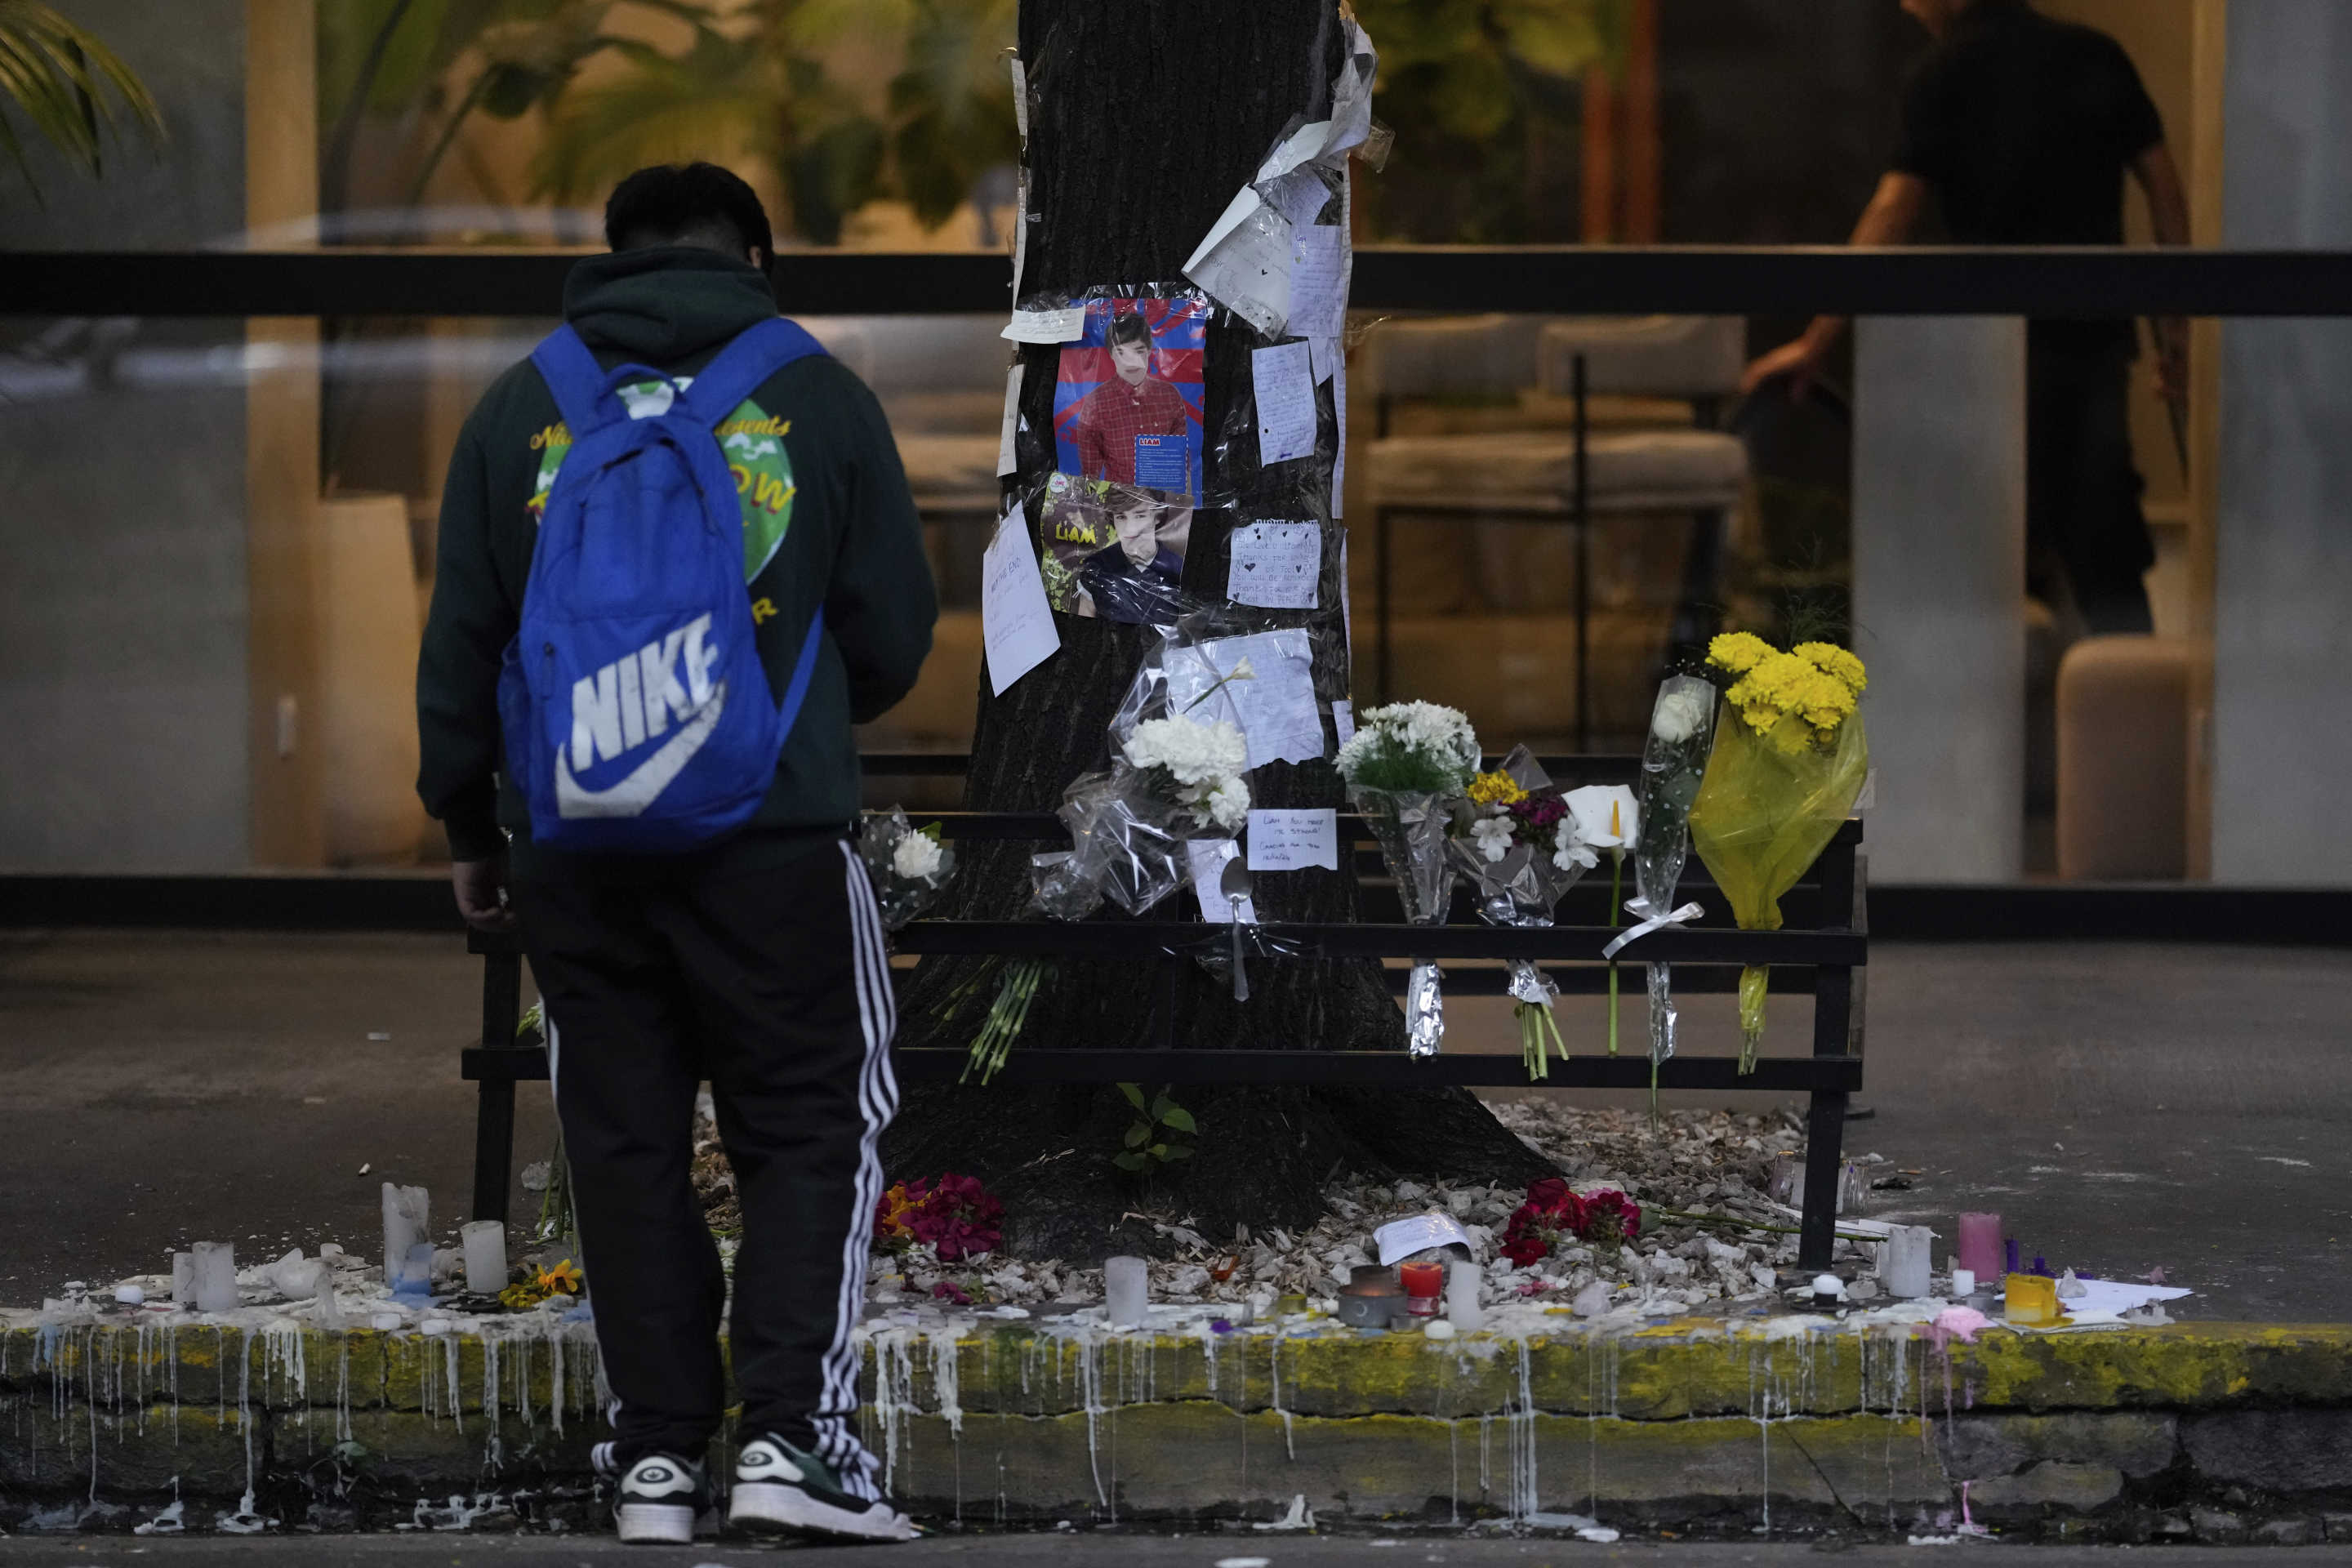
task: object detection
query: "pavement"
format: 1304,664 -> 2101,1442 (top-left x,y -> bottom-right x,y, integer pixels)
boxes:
2,1538 -> 2350,1565
1,930 -> 2348,1318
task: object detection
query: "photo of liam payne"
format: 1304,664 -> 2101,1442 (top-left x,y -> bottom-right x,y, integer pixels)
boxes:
1068,312 -> 1190,489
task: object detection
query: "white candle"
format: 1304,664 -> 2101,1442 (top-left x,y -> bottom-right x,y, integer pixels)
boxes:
190,1241 -> 238,1314
1881,1225 -> 1933,1298
171,1251 -> 194,1304
461,1221 -> 508,1295
1951,1267 -> 1977,1297
1104,1255 -> 1148,1328
1446,1260 -> 1484,1332
381,1183 -> 429,1284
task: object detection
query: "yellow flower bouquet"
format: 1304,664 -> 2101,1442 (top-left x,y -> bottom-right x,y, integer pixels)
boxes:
1686,633 -> 1869,1071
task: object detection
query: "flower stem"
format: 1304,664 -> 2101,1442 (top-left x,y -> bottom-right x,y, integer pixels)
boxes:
1606,851 -> 1624,1056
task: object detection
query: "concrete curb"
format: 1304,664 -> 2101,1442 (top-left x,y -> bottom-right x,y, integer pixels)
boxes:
7,1318 -> 2352,1540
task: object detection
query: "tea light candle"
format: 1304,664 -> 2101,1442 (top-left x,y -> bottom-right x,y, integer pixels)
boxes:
1951,1267 -> 1977,1298
1956,1212 -> 2002,1283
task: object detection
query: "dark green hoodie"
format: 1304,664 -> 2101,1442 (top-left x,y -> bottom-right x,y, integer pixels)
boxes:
416,247 -> 937,864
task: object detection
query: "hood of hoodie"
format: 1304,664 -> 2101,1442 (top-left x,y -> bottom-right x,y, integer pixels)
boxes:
561,247 -> 777,364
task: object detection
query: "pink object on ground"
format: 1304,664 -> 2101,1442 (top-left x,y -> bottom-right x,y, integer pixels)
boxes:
1932,1305 -> 1992,1345
1956,1212 -> 2002,1284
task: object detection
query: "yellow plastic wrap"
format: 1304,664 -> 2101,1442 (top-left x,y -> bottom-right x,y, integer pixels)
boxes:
1688,706 -> 1868,1070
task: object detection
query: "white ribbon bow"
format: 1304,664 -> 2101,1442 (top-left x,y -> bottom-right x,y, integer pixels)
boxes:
1601,899 -> 1704,961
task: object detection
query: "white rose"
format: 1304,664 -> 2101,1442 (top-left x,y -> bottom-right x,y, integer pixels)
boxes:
1650,685 -> 1712,745
892,832 -> 943,882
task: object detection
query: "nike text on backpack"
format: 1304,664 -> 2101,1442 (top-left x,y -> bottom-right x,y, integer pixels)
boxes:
498,317 -> 828,852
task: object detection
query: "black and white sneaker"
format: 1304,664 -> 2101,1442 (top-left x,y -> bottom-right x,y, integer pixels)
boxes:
728,1434 -> 915,1542
613,1451 -> 717,1544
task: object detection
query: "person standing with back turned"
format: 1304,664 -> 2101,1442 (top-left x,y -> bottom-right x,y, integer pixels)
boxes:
416,163 -> 936,1545
1744,0 -> 2191,635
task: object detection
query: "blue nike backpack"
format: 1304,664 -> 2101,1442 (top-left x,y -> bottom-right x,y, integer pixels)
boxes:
497,317 -> 828,852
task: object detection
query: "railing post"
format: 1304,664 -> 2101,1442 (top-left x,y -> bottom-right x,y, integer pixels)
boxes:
472,933 -> 524,1225
1797,830 -> 1859,1272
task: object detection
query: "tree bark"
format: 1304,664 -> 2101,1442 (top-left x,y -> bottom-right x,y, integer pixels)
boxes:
883,0 -> 1557,1263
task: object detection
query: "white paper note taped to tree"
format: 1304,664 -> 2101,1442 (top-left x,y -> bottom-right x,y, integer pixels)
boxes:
1227,521 -> 1320,609
1254,340 -> 1317,466
1187,838 -> 1258,923
981,503 -> 1058,695
1165,629 -> 1323,770
1261,166 -> 1331,229
1331,699 -> 1355,746
1331,350 -> 1348,516
1287,225 -> 1348,341
996,363 -> 1023,477
1309,335 -> 1337,386
1247,808 -> 1339,872
1003,305 -> 1084,344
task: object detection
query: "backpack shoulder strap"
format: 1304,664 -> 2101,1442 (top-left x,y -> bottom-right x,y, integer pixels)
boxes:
682,316 -> 830,428
528,323 -> 626,440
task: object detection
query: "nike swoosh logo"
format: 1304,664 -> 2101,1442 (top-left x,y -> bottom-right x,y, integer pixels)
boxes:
555,679 -> 726,818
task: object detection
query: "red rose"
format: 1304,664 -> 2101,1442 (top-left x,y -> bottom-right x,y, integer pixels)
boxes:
1576,1188 -> 1642,1245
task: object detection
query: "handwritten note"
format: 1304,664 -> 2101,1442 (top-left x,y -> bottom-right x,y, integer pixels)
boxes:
981,503 -> 1059,695
1166,630 -> 1324,771
1288,225 -> 1348,341
1002,305 -> 1084,344
1338,532 -> 1353,653
1247,808 -> 1339,872
1374,1213 -> 1473,1266
1331,699 -> 1355,746
1187,838 -> 1258,924
1227,521 -> 1320,609
1309,334 -> 1338,386
1254,340 -> 1317,467
1260,166 -> 1330,230
996,363 -> 1023,477
1330,352 -> 1348,517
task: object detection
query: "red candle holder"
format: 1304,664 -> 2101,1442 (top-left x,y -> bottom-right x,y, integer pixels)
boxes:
1398,1261 -> 1443,1313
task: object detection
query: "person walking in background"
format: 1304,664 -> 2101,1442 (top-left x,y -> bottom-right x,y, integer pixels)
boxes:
1744,0 -> 2190,635
416,163 -> 934,1545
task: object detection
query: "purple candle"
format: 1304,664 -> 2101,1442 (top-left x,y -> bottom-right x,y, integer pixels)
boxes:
1957,1212 -> 2002,1283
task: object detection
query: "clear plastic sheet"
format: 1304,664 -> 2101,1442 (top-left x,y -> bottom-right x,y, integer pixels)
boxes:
1355,787 -> 1455,1058
1446,746 -> 1593,1077
858,807 -> 957,934
1631,676 -> 1721,1072
1030,776 -> 1187,920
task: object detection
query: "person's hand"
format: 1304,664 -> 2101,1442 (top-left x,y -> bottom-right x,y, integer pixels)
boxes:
1742,336 -> 1829,399
452,857 -> 516,932
2151,316 -> 2189,403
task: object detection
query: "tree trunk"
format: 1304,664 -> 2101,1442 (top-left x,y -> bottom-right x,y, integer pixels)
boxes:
883,0 -> 1557,1263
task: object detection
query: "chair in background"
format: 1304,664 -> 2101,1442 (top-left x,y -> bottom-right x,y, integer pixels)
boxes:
1360,314 -> 1749,746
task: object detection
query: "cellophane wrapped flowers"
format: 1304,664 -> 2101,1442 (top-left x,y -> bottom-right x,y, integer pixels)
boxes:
858,808 -> 956,933
1688,634 -> 1869,1071
1338,702 -> 1480,1058
1447,747 -> 1601,1080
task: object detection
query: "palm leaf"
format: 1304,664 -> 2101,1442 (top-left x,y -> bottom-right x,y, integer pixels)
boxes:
528,30 -> 779,202
0,0 -> 163,198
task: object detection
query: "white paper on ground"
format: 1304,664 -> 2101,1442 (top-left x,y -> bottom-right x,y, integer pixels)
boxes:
1331,699 -> 1355,746
980,503 -> 1058,695
2059,1280 -> 2193,1319
1287,225 -> 1348,341
1003,305 -> 1083,344
1374,1212 -> 1474,1266
1187,838 -> 1258,924
1165,629 -> 1323,770
1227,521 -> 1320,609
996,363 -> 1023,477
1254,340 -> 1317,466
1247,808 -> 1339,872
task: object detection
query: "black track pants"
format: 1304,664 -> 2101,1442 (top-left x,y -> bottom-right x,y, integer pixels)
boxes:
512,835 -> 897,1496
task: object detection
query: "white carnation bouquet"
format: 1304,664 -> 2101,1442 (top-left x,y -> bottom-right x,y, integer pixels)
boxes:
1122,713 -> 1252,831
1336,701 -> 1480,1058
858,808 -> 956,933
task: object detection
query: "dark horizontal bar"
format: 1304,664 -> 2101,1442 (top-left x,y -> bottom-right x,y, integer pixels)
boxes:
9,874 -> 2345,944
8,247 -> 2352,319
862,752 -> 1642,778
888,1048 -> 1864,1090
891,919 -> 1863,965
903,808 -> 1859,854
470,1041 -> 1860,1089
